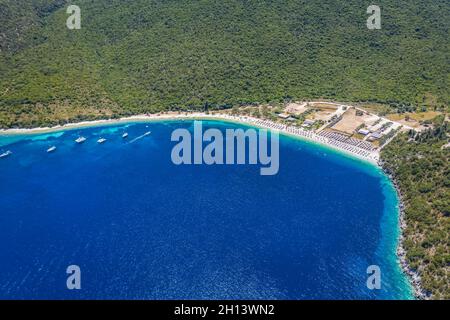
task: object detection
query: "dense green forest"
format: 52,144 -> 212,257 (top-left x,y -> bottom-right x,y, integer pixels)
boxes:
381,116 -> 449,299
0,0 -> 449,128
0,0 -> 449,299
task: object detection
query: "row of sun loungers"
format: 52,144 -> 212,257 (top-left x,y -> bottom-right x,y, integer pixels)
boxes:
185,114 -> 379,161
318,130 -> 376,151
241,117 -> 379,161
251,119 -> 288,131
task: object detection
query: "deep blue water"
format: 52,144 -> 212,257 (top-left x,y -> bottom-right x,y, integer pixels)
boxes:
0,120 -> 412,299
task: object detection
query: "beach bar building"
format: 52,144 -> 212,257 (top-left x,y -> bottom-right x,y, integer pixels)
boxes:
278,113 -> 291,120
302,119 -> 316,128
358,128 -> 370,136
369,132 -> 383,141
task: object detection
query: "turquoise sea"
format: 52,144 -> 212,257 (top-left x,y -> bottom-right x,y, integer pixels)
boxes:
0,120 -> 413,299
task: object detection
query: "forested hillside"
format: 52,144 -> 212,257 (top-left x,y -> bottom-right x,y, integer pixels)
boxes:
381,116 -> 449,299
0,0 -> 449,127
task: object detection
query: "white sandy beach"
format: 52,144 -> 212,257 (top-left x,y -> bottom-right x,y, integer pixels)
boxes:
0,112 -> 380,165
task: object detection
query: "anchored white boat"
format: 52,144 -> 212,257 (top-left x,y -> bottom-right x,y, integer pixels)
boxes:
97,138 -> 107,144
0,150 -> 12,159
75,136 -> 87,144
47,146 -> 57,153
122,133 -> 129,139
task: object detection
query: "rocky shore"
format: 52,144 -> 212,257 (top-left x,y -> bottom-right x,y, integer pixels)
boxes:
379,159 -> 429,300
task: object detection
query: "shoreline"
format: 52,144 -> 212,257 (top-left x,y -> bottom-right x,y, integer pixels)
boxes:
379,161 -> 427,299
0,112 -> 421,298
0,112 -> 379,165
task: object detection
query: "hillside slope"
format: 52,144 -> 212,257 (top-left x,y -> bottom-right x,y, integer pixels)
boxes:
381,116 -> 449,299
0,0 -> 449,127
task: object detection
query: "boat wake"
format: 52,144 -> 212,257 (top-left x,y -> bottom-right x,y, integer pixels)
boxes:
127,131 -> 151,144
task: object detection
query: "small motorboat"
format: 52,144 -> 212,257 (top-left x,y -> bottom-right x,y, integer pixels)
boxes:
47,146 -> 57,153
97,138 -> 107,144
75,136 -> 87,144
122,132 -> 129,139
0,150 -> 12,159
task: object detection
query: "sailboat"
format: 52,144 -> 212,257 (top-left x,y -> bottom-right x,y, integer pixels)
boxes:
75,136 -> 87,144
47,146 -> 57,153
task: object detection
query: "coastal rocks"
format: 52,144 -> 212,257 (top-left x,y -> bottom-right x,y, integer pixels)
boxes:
380,161 -> 429,300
